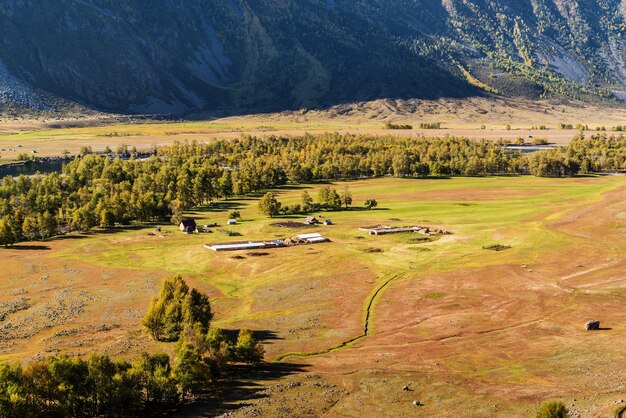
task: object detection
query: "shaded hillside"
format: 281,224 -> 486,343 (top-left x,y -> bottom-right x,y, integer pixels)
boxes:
0,0 -> 624,114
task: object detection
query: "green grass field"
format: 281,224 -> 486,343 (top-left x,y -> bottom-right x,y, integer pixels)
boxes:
3,175 -> 625,416
50,176 -> 623,331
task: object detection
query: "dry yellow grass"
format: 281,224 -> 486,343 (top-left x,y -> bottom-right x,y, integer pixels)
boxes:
1,97 -> 625,160
0,176 -> 624,416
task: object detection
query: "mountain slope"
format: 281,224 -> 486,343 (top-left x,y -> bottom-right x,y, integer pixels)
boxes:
0,0 -> 624,114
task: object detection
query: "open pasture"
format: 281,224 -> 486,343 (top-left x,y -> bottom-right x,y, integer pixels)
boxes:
0,176 -> 625,416
2,97 -> 626,161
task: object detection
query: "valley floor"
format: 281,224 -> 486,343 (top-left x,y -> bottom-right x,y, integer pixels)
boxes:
0,176 -> 624,417
2,97 -> 626,161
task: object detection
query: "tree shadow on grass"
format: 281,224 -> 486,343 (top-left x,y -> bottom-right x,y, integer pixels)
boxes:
51,234 -> 90,240
276,184 -> 309,191
174,361 -> 309,418
194,202 -> 247,213
221,329 -> 284,344
5,244 -> 51,250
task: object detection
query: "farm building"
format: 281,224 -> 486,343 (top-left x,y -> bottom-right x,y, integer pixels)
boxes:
205,233 -> 329,252
205,241 -> 278,252
179,219 -> 196,234
304,216 -> 321,225
293,232 -> 329,244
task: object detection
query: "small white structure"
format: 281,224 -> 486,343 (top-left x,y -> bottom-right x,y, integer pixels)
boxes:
295,232 -> 329,244
227,219 -> 238,225
205,241 -> 266,252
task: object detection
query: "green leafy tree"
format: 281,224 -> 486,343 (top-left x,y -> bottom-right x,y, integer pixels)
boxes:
0,218 -> 15,247
22,216 -> 39,241
326,188 -> 341,210
364,199 -> 378,210
135,353 -> 179,407
49,356 -> 91,416
318,186 -> 331,206
340,186 -> 353,209
301,191 -> 313,212
183,288 -> 213,334
143,276 -> 212,342
218,171 -> 233,200
258,192 -> 281,218
173,325 -> 212,400
234,329 -> 265,365
143,275 -> 189,341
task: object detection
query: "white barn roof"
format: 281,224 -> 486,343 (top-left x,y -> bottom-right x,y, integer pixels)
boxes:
296,233 -> 323,240
208,242 -> 266,251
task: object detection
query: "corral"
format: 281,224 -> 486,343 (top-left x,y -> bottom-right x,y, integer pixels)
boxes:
359,225 -> 450,236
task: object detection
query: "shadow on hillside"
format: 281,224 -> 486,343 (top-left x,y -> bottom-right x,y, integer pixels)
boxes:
173,361 -> 309,418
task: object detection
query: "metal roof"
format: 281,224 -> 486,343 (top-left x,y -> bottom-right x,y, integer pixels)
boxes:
209,242 -> 266,251
296,233 -> 323,240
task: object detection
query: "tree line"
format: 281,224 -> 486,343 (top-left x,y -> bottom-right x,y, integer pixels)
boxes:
0,276 -> 264,417
0,132 -> 624,245
258,186 -> 377,217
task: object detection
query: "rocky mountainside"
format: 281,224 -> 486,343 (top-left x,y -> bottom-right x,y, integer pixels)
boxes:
0,0 -> 624,114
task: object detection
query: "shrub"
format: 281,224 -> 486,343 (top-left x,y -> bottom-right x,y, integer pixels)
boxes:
384,122 -> 413,130
364,199 -> 378,210
536,401 -> 570,418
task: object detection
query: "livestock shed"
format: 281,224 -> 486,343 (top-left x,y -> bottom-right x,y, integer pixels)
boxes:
179,219 -> 196,234
294,233 -> 329,244
205,241 -> 280,252
206,233 -> 329,252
